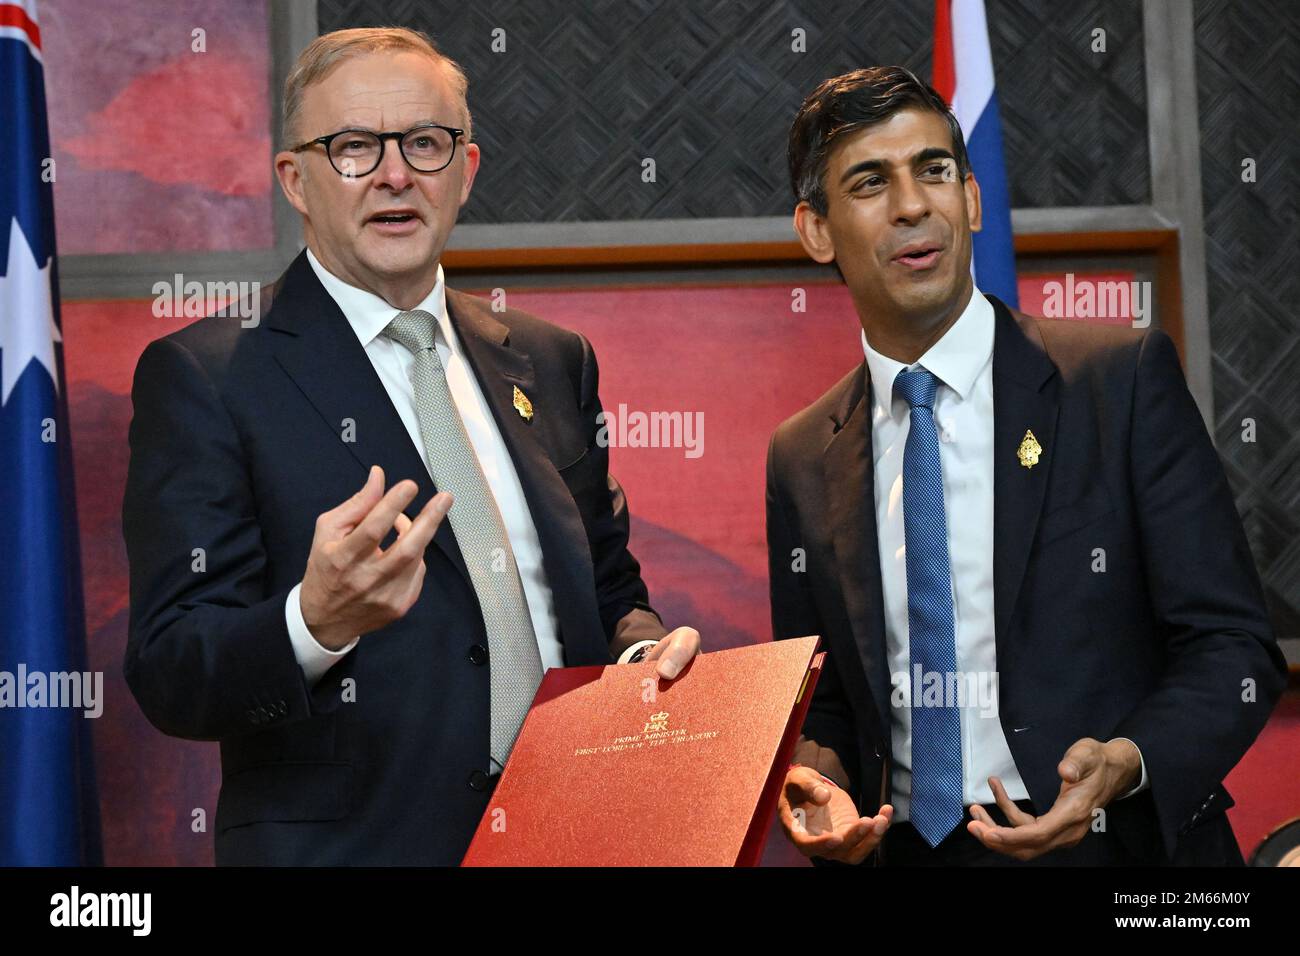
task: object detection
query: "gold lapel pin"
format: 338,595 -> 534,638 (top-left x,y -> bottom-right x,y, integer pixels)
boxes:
512,385 -> 534,421
1017,429 -> 1043,469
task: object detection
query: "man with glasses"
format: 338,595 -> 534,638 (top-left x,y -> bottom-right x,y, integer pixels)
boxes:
122,27 -> 699,866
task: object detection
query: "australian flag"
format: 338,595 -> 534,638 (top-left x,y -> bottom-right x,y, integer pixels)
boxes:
0,0 -> 102,865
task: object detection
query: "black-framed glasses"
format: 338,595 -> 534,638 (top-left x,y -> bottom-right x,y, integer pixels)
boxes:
290,123 -> 465,177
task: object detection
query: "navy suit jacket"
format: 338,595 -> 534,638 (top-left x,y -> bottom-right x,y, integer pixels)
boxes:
766,293 -> 1286,865
122,251 -> 665,865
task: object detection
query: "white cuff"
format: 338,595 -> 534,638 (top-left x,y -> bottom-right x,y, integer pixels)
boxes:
616,639 -> 659,665
285,582 -> 358,685
1111,736 -> 1149,798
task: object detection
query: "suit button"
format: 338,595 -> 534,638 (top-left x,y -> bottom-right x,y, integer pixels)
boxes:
468,770 -> 491,791
468,644 -> 489,666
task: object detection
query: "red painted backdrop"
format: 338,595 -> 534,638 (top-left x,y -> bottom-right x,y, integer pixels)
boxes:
61,277 -> 1299,865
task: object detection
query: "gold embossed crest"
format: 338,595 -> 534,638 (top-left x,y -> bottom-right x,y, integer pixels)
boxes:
1017,429 -> 1042,468
512,385 -> 534,421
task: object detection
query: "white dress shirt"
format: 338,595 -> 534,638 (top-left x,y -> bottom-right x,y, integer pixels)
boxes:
283,250 -> 563,688
861,286 -> 1145,821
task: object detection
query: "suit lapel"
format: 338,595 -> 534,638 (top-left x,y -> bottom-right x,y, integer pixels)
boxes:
989,294 -> 1060,660
822,365 -> 892,741
262,252 -> 472,587
445,288 -> 605,664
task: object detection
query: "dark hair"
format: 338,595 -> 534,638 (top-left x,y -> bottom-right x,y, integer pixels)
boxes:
788,66 -> 970,216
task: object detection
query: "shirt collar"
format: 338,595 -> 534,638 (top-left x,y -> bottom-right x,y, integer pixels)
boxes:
860,286 -> 995,419
305,247 -> 450,349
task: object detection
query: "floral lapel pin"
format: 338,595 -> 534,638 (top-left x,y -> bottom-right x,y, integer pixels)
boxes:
512,385 -> 534,422
1017,429 -> 1042,468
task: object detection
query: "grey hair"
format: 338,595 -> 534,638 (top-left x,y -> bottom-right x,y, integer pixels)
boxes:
281,27 -> 472,148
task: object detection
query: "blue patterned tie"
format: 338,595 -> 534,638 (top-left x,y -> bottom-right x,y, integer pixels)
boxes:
894,367 -> 963,848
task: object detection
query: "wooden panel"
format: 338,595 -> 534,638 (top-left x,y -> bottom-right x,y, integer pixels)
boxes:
444,228 -> 1185,357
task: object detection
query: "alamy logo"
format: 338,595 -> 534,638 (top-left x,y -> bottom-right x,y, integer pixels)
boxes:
49,886 -> 151,936
151,273 -> 261,328
891,665 -> 1000,719
596,404 -> 704,459
1039,273 -> 1151,327
0,664 -> 102,718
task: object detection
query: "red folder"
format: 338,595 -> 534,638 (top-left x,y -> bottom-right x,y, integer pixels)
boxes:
461,636 -> 823,866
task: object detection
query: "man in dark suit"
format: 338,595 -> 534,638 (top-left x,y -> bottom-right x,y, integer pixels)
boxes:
769,67 -> 1285,865
122,27 -> 698,865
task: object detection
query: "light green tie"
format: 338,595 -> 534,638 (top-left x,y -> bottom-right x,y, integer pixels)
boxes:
382,310 -> 543,768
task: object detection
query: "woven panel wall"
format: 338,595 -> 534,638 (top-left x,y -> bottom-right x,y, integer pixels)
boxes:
317,0 -> 1150,220
1197,0 -> 1300,639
